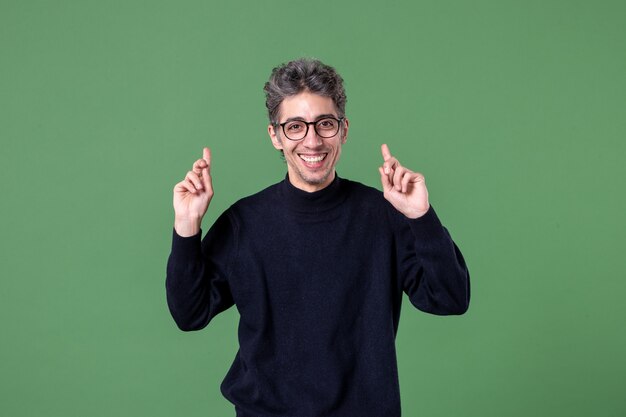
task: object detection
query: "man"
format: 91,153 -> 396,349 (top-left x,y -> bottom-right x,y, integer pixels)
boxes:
166,58 -> 470,417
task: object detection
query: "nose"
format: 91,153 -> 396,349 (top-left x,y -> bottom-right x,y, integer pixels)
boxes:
302,123 -> 323,147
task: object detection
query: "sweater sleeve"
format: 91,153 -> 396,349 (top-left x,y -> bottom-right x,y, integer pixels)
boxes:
396,205 -> 470,315
165,210 -> 237,331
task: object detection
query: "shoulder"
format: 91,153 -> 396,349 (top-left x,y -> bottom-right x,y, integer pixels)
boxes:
225,181 -> 282,221
341,177 -> 414,227
340,177 -> 387,207
344,178 -> 379,194
234,181 -> 281,206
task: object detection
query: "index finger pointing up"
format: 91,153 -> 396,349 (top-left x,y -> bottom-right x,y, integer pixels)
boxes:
381,143 -> 392,161
203,147 -> 211,166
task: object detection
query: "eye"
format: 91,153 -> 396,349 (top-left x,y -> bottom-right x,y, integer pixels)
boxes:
286,122 -> 304,132
317,118 -> 336,130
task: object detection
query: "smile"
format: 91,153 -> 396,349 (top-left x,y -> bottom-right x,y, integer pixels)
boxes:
299,154 -> 327,163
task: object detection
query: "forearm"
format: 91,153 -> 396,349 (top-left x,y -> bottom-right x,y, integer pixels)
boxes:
404,206 -> 470,315
166,230 -> 212,331
166,210 -> 236,330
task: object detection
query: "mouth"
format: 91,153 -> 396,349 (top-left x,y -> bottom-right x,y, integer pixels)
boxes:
298,153 -> 328,168
298,153 -> 328,163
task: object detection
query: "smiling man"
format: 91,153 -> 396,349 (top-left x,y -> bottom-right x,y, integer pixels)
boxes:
166,58 -> 470,417
268,90 -> 346,192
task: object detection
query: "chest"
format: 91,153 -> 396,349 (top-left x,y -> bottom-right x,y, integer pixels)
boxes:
229,208 -> 396,317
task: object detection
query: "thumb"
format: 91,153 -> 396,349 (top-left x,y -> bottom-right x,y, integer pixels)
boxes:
379,166 -> 392,192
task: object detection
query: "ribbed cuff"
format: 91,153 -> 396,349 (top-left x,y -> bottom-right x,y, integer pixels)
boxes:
407,205 -> 446,241
170,228 -> 203,260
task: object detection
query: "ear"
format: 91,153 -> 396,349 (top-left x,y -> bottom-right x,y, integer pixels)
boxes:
268,124 -> 283,151
341,118 -> 350,144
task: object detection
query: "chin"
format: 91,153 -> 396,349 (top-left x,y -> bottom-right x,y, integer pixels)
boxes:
302,170 -> 333,186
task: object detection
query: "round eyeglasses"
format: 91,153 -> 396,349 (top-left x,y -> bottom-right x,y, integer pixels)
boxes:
277,117 -> 345,141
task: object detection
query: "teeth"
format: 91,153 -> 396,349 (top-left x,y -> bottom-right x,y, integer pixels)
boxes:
300,154 -> 325,162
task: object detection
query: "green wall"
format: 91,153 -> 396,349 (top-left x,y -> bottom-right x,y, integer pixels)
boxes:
1,1 -> 624,416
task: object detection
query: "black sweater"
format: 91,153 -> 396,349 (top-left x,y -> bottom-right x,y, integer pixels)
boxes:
166,175 -> 470,417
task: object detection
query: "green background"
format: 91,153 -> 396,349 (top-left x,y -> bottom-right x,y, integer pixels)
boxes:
1,0 -> 624,416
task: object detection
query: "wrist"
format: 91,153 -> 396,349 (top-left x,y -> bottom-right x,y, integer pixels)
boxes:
404,204 -> 430,219
174,217 -> 202,237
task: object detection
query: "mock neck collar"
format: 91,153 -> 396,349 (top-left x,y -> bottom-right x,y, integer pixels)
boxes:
278,173 -> 347,213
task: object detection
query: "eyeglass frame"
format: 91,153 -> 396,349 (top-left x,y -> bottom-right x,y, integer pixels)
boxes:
274,116 -> 346,141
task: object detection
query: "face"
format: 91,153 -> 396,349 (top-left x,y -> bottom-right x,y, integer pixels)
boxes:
268,91 -> 349,192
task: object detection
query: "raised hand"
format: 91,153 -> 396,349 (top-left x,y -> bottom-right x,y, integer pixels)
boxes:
173,147 -> 214,236
378,144 -> 430,219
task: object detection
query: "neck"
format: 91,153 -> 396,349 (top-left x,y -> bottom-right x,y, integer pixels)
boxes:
279,173 -> 346,214
287,170 -> 336,193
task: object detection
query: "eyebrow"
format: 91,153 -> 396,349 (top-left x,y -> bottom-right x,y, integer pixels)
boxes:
283,113 -> 338,123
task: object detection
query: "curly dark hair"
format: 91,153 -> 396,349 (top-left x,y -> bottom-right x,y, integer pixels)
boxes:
264,58 -> 347,125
